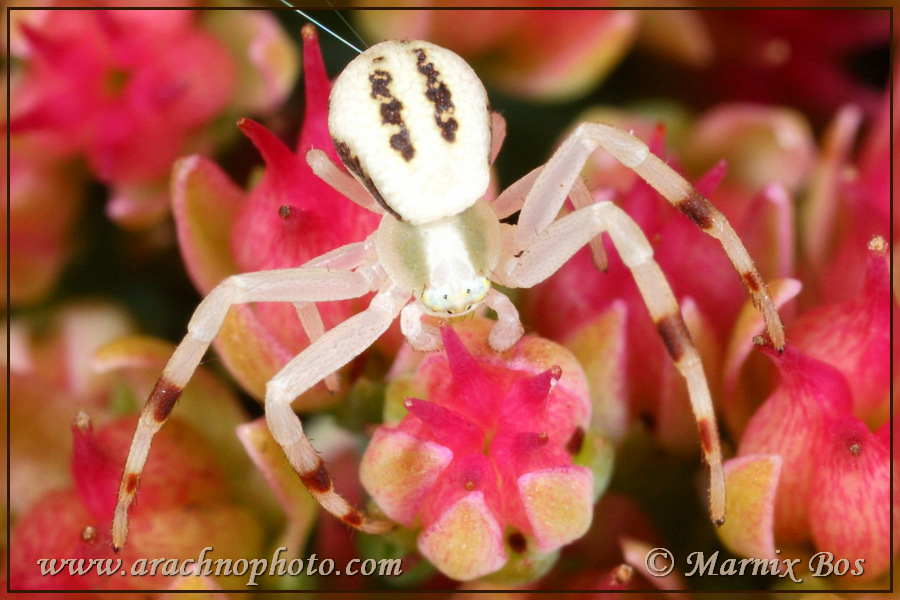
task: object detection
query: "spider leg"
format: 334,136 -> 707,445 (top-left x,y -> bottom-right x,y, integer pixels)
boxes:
112,265 -> 376,551
265,284 -> 411,534
483,288 -> 525,351
514,122 -> 784,350
492,167 -> 607,270
400,290 -> 523,353
490,112 -> 506,165
492,166 -> 540,219
302,239 -> 374,270
503,200 -> 726,526
294,302 -> 339,393
306,149 -> 386,215
568,177 -> 610,271
294,237 -> 380,393
400,302 -> 442,352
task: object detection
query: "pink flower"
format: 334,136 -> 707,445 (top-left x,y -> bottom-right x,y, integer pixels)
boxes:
533,492 -> 685,593
790,238 -> 891,425
737,345 -> 853,543
6,301 -> 277,593
722,348 -> 895,582
7,301 -> 258,503
800,66 -> 894,304
7,7 -> 299,305
648,9 -> 890,126
8,302 -> 135,516
171,26 -> 383,404
10,10 -> 237,224
360,320 -> 599,581
8,7 -> 298,227
718,239 -> 895,583
10,414 -> 264,594
5,137 -> 86,306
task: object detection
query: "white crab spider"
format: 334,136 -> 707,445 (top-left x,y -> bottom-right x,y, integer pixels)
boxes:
112,31 -> 785,550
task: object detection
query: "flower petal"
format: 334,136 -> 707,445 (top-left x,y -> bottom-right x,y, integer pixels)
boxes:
73,416 -> 225,517
402,397 -> 484,453
808,416 -> 894,580
716,454 -> 781,560
92,334 -> 251,480
518,465 -> 594,553
171,155 -> 243,294
439,324 -> 498,428
359,428 -> 453,529
721,278 -> 802,439
204,10 -> 299,114
791,236 -> 891,426
478,11 -> 639,102
417,491 -> 507,581
681,104 -> 816,194
738,345 -> 852,543
562,301 -> 629,442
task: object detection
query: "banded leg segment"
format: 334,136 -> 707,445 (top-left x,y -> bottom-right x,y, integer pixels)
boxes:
514,122 -> 784,349
265,285 -> 411,534
307,149 -> 385,215
505,201 -> 726,525
112,265 -> 375,551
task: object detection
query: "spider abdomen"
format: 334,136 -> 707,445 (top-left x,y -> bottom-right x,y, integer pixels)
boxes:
329,40 -> 492,226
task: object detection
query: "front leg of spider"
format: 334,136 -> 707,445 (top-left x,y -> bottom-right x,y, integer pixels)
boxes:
112,260 -> 383,550
264,282 -> 410,532
114,37 -> 509,550
501,199 -> 727,524
493,122 -> 787,527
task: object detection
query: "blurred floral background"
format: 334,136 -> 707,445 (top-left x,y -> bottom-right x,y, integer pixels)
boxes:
4,3 -> 894,598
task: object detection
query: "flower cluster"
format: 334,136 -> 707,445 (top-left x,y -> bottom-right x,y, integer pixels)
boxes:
6,303 -> 269,595
6,7 -> 893,595
6,5 -> 298,304
360,321 -> 606,582
719,237 -> 893,582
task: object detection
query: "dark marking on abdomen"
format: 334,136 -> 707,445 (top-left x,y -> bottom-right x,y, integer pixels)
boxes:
370,70 -> 415,161
414,48 -> 458,142
334,139 -> 402,221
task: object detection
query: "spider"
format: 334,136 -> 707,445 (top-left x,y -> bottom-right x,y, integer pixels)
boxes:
112,29 -> 785,551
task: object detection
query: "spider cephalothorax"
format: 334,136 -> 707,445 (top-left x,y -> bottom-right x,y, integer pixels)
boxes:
112,29 -> 784,551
